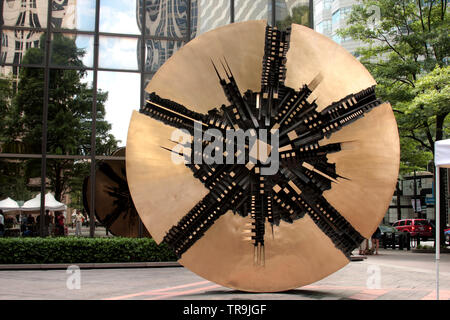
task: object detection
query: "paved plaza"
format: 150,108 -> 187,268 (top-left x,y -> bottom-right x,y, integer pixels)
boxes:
0,248 -> 449,300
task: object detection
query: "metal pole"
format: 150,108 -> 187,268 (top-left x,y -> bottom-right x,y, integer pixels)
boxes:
187,0 -> 191,41
435,165 -> 440,300
413,169 -> 417,217
89,0 -> 101,238
396,181 -> 401,220
230,0 -> 235,23
137,0 -> 148,238
271,0 -> 276,26
40,0 -> 53,237
309,0 -> 314,29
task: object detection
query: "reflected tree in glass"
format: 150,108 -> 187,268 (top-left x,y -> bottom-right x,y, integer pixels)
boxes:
276,4 -> 310,30
0,159 -> 38,202
3,34 -> 119,201
0,76 -> 13,150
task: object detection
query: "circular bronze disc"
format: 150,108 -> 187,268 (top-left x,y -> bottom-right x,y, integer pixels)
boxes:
84,148 -> 151,238
126,21 -> 399,292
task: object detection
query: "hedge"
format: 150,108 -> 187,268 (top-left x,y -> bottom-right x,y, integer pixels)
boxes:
0,237 -> 178,264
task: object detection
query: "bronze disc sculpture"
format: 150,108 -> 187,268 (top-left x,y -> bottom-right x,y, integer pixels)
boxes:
83,148 -> 151,238
126,21 -> 400,292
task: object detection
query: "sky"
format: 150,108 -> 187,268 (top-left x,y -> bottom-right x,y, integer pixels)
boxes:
75,1 -> 141,147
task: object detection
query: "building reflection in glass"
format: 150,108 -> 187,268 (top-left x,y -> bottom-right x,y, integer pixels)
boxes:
1,0 -> 76,82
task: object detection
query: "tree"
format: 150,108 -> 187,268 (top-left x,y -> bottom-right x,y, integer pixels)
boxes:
338,0 -> 449,243
338,0 -> 449,161
4,34 -> 119,201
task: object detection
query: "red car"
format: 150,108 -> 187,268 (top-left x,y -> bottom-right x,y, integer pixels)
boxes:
392,219 -> 433,240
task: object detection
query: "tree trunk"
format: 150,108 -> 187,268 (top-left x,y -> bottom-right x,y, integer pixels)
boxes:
54,163 -> 62,202
396,181 -> 402,220
436,113 -> 447,142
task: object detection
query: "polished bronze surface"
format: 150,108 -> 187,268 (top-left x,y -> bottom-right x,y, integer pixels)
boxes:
127,21 -> 399,292
84,148 -> 151,238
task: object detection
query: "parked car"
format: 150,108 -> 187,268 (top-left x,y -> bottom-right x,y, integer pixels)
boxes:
392,219 -> 433,240
445,228 -> 450,245
379,225 -> 410,250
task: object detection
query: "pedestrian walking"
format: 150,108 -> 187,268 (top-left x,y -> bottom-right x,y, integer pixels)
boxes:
75,211 -> 83,236
71,209 -> 76,228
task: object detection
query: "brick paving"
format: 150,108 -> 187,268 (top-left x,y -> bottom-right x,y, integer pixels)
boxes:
0,248 -> 448,300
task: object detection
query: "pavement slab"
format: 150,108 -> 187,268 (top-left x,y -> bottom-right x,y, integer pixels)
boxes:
0,248 -> 449,300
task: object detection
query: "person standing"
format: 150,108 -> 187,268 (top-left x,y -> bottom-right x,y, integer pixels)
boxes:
371,227 -> 382,255
75,211 -> 83,236
0,209 -> 4,237
55,212 -> 65,236
71,210 -> 76,229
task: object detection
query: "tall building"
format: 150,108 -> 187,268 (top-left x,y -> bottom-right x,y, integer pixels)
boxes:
137,0 -> 197,75
313,0 -> 361,55
137,0 -> 312,81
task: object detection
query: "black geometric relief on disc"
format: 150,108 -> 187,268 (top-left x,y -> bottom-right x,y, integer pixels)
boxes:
139,25 -> 382,261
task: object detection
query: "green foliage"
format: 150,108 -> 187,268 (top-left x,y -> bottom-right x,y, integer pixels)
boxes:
0,159 -> 35,201
338,0 -> 449,171
340,1 -> 449,245
0,76 -> 13,145
11,34 -> 118,156
399,139 -> 433,172
0,237 -> 177,264
407,65 -> 450,124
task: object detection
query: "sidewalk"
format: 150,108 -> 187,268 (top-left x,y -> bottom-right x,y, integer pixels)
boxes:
0,248 -> 448,300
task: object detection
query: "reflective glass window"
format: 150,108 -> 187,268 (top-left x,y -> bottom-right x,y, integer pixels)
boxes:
235,0 -> 271,23
97,71 -> 140,150
47,69 -> 94,156
0,157 -> 42,218
142,39 -> 183,73
140,0 -> 191,38
2,0 -> 48,28
195,0 -> 230,36
276,0 -> 310,30
100,0 -> 140,35
1,29 -> 46,66
50,33 -> 94,68
99,36 -> 139,71
0,66 -> 44,154
51,0 -> 96,31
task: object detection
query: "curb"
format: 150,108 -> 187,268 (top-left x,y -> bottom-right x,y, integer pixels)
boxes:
412,249 -> 450,254
350,255 -> 367,261
0,261 -> 182,270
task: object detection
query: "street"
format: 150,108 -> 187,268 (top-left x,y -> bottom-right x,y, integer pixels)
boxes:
0,248 -> 448,300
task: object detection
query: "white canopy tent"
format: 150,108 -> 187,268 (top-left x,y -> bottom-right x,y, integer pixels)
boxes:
21,192 -> 67,212
0,197 -> 21,213
434,139 -> 450,300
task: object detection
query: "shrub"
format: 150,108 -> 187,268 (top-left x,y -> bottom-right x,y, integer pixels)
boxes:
0,237 -> 177,264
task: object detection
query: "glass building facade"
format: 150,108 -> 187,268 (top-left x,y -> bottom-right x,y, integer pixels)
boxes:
0,0 -> 312,237
313,0 -> 360,54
